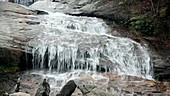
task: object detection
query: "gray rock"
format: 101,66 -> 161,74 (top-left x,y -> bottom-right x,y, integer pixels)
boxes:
35,79 -> 50,96
78,85 -> 113,96
56,80 -> 77,96
0,73 -> 21,96
0,1 -> 46,68
18,74 -> 44,96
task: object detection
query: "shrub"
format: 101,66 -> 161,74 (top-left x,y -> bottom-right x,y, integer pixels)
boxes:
124,14 -> 155,35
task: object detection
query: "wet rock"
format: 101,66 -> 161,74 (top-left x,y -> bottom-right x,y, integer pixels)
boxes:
0,73 -> 21,96
8,0 -> 15,3
18,74 -> 44,96
9,92 -> 30,96
77,84 -> 96,95
0,1 -> 48,51
72,88 -> 83,96
56,80 -> 77,96
35,10 -> 48,15
0,48 -> 22,70
0,1 -> 46,69
107,75 -> 170,95
35,79 -> 50,96
25,21 -> 40,25
15,80 -> 20,92
30,0 -> 129,22
0,1 -> 35,15
78,85 -> 113,96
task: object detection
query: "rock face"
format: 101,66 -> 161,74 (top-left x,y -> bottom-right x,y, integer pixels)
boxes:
0,1 -> 34,68
30,0 -> 129,22
73,72 -> 170,96
56,80 -> 77,96
30,1 -> 170,82
0,1 -> 48,69
0,2 -> 170,96
17,74 -> 44,96
0,73 -> 21,96
35,79 -> 50,96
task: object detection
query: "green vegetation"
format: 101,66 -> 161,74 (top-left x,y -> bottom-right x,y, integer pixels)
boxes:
123,0 -> 170,38
124,14 -> 154,35
0,65 -> 20,72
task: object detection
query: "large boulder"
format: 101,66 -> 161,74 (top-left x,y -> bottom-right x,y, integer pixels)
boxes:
56,80 -> 77,96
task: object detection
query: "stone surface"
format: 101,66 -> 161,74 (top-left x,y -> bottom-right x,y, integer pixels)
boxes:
9,92 -> 30,96
30,0 -> 129,22
35,79 -> 50,96
0,72 -> 21,96
0,0 -> 170,96
18,74 -> 44,96
0,1 -> 35,68
74,72 -> 170,96
78,85 -> 113,96
56,80 -> 77,96
1,71 -> 169,96
0,1 -> 48,68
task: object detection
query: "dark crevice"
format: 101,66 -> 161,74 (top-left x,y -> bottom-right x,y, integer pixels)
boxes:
19,52 -> 33,71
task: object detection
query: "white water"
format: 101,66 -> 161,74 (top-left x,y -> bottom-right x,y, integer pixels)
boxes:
23,2 -> 153,95
29,12 -> 152,77
26,12 -> 153,93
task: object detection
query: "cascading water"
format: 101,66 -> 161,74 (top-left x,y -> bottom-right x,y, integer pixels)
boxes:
25,11 -> 153,95
15,1 -> 154,95
29,12 -> 152,78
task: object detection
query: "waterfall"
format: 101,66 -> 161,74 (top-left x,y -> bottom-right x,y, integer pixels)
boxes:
28,12 -> 152,79
12,2 -> 154,95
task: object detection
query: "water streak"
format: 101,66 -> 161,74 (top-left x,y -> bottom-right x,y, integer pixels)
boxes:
29,12 -> 152,79
21,2 -> 154,95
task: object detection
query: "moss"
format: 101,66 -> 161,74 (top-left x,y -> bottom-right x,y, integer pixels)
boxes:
0,65 -> 20,73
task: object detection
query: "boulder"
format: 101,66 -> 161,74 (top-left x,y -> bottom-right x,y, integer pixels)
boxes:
56,80 -> 77,96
